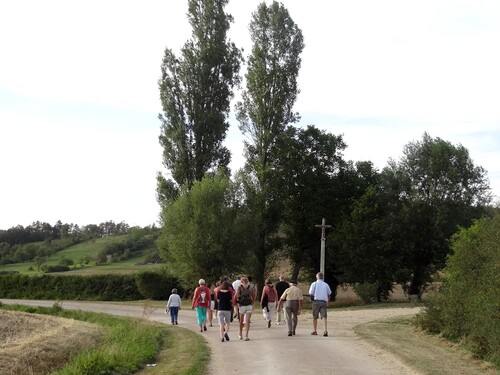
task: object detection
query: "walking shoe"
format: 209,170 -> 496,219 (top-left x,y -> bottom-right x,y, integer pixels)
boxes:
311,331 -> 317,335
224,332 -> 230,341
245,337 -> 250,341
238,334 -> 243,340
323,331 -> 328,337
203,326 -> 207,331
221,337 -> 225,342
288,332 -> 292,336
267,320 -> 271,328
210,323 -> 213,327
175,321 -> 178,325
292,331 -> 296,335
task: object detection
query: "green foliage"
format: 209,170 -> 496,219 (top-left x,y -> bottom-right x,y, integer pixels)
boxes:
416,213 -> 500,366
136,271 -> 183,300
234,0 -> 304,292
0,274 -> 142,300
274,125 -> 349,280
352,282 -> 379,304
158,172 -> 246,285
158,0 -> 242,192
380,132 -> 491,293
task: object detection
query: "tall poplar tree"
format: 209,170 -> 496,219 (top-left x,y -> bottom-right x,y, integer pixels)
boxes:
157,0 -> 241,203
235,1 -> 304,291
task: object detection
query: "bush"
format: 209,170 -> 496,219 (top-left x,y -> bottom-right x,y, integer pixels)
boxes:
0,274 -> 142,300
416,213 -> 500,366
136,271 -> 183,300
352,282 -> 378,303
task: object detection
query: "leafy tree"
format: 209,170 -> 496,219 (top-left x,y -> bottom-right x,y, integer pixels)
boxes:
333,186 -> 398,301
235,1 -> 304,291
273,125 -> 347,280
33,255 -> 46,272
157,0 -> 242,201
158,171 -> 246,285
384,133 -> 491,295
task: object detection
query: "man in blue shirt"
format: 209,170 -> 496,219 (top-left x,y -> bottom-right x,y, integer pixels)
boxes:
309,272 -> 332,337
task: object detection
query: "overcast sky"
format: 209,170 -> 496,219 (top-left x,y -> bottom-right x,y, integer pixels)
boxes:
1,0 -> 499,230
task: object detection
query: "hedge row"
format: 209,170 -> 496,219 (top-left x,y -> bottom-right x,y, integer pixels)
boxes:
0,272 -> 183,301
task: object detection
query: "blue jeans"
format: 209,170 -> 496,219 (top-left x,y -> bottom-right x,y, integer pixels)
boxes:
169,306 -> 179,323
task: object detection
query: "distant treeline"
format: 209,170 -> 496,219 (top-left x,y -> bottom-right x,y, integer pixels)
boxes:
0,220 -> 158,267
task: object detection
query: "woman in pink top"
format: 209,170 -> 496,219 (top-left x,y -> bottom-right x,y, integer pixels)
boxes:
192,279 -> 211,332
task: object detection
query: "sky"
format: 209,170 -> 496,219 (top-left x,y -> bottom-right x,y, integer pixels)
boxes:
1,0 -> 500,230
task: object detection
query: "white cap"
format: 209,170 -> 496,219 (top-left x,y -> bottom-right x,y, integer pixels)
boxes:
199,279 -> 205,285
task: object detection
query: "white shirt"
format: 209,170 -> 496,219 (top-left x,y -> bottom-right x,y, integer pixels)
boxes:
309,279 -> 331,302
232,279 -> 241,292
167,293 -> 182,308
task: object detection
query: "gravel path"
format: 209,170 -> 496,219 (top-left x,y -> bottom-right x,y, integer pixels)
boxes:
1,299 -> 421,375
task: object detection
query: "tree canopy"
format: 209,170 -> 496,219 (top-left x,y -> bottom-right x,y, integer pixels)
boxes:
157,0 -> 242,198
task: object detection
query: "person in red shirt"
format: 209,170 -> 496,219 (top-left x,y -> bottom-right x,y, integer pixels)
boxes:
192,279 -> 211,332
261,278 -> 278,328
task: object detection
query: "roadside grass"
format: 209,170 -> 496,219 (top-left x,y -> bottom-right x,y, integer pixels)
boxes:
355,316 -> 500,375
0,303 -> 209,375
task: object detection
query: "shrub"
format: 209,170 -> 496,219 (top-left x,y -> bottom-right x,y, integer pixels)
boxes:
416,213 -> 500,366
352,282 -> 378,303
136,271 -> 183,300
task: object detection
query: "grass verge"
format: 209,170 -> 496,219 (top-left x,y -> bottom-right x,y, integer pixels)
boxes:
355,317 -> 500,375
0,303 -> 209,375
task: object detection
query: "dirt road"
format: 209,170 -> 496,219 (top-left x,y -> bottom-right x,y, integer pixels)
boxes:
1,299 -> 421,375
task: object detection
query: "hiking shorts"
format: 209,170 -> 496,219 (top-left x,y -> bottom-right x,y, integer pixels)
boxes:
238,304 -> 253,315
218,310 -> 232,324
312,300 -> 328,319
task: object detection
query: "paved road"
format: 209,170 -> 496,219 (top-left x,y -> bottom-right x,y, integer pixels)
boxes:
1,299 -> 421,375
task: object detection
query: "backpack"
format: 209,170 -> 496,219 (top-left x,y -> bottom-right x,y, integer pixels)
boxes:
238,285 -> 253,306
266,286 -> 277,302
198,287 -> 207,304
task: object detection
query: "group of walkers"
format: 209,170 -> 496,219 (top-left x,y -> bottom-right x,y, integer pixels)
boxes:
166,272 -> 332,341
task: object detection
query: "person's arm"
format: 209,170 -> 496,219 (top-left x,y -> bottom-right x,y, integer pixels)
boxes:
166,295 -> 171,309
298,299 -> 302,315
260,286 -> 266,305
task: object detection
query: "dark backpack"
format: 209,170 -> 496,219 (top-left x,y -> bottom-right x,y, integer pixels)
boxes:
238,285 -> 253,306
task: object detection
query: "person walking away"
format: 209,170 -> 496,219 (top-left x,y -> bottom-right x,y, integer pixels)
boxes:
277,280 -> 303,336
166,288 -> 182,325
213,281 -> 221,321
261,279 -> 278,328
275,275 -> 289,325
192,279 -> 211,332
235,276 -> 256,341
309,272 -> 332,337
216,281 -> 234,342
232,276 -> 241,320
207,282 -> 215,327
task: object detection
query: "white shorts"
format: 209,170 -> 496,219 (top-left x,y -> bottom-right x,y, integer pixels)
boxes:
238,305 -> 253,315
210,301 -> 215,310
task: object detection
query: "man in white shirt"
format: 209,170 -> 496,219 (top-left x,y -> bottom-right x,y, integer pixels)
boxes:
308,272 -> 332,337
232,276 -> 241,319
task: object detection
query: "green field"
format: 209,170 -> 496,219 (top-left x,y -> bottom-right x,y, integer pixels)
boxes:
1,235 -> 163,276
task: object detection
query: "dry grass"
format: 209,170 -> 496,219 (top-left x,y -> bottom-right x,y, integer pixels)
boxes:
0,310 -> 103,375
356,317 -> 500,375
